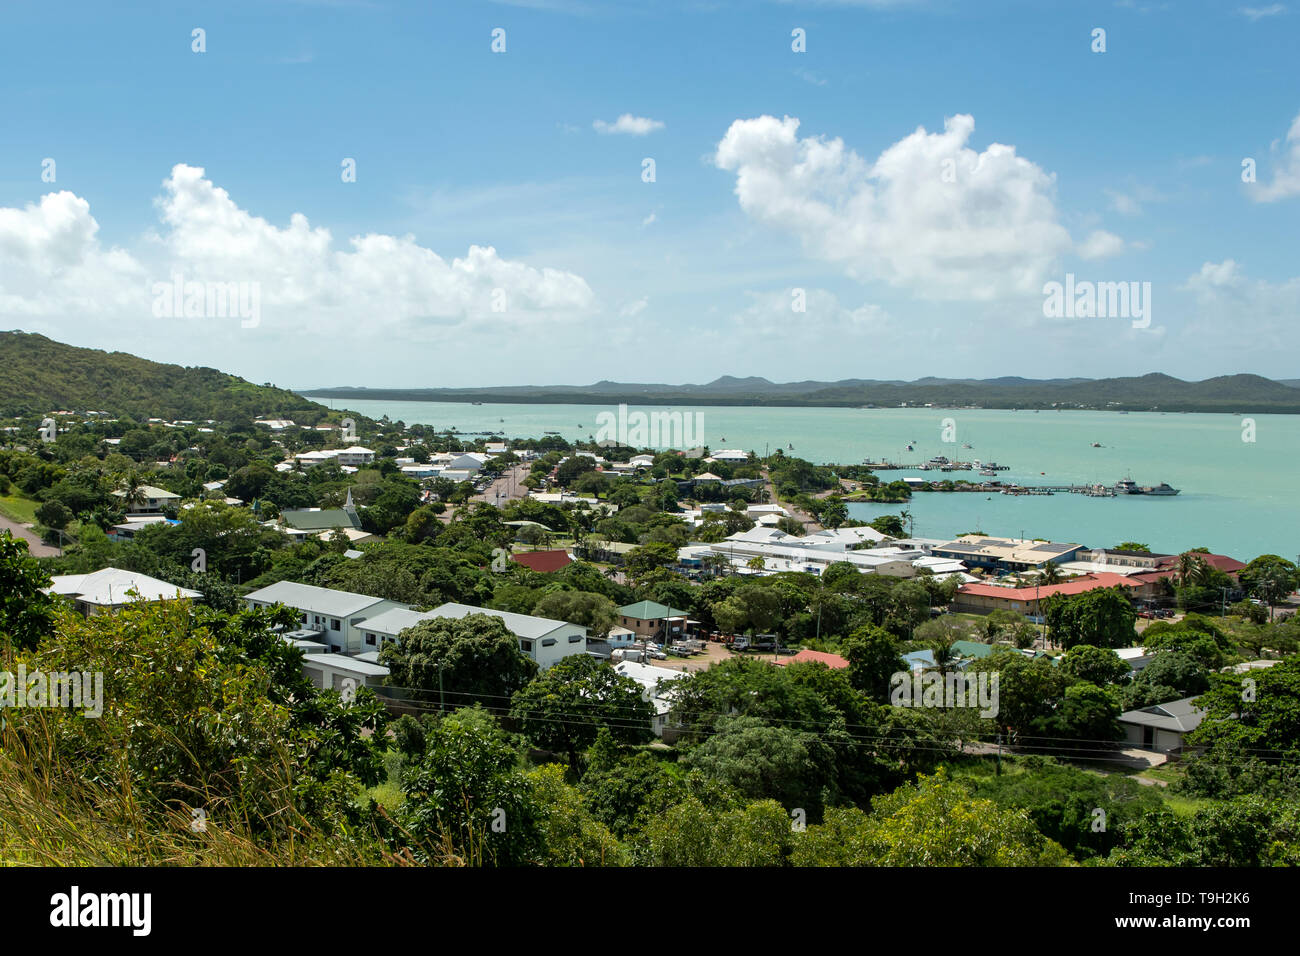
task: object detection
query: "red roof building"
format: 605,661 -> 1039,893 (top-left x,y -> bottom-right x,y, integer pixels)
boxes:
773,649 -> 849,669
509,549 -> 573,574
953,572 -> 1140,615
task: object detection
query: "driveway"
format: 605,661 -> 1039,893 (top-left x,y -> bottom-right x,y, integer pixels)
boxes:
0,512 -> 60,557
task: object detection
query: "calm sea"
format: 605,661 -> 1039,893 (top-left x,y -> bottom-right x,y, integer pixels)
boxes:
307,398 -> 1298,561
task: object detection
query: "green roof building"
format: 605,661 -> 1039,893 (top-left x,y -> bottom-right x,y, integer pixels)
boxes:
617,600 -> 692,640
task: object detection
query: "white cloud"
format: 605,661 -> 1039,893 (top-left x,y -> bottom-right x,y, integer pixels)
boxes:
619,298 -> 649,318
0,164 -> 595,333
731,288 -> 889,335
1182,259 -> 1300,351
0,190 -> 146,316
641,212 -> 657,226
1250,111 -> 1300,202
1239,4 -> 1286,20
593,114 -> 665,136
1105,183 -> 1168,216
1078,230 -> 1126,259
1185,259 -> 1243,290
713,114 -> 1102,301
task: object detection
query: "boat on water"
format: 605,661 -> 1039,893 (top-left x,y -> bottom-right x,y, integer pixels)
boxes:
1091,442 -> 1102,447
962,442 -> 973,449
979,468 -> 997,476
1143,482 -> 1180,496
1115,478 -> 1140,494
543,430 -> 561,435
472,402 -> 483,406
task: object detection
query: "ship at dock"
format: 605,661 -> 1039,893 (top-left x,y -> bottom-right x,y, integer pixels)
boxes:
1115,478 -> 1180,495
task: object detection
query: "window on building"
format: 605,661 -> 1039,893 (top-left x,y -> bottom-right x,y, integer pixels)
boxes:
520,640 -> 534,653
365,634 -> 376,646
331,619 -> 341,630
568,634 -> 583,643
542,638 -> 556,647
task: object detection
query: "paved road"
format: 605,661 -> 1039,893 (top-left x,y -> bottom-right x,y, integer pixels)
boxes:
473,464 -> 529,507
0,512 -> 60,557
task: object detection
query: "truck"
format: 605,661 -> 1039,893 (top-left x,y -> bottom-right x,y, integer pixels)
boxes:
731,637 -> 750,652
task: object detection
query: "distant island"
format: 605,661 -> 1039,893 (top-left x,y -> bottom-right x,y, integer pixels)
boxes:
301,372 -> 1300,414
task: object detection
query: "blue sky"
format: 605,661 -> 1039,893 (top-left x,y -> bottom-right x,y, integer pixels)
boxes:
2,0 -> 1299,388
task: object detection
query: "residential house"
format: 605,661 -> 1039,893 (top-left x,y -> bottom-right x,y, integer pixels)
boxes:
424,603 -> 589,669
709,449 -> 750,463
111,484 -> 181,516
613,659 -> 686,739
242,581 -> 410,654
617,600 -> 693,641
1118,697 -> 1207,754
45,568 -> 202,616
335,446 -> 376,467
300,654 -> 390,693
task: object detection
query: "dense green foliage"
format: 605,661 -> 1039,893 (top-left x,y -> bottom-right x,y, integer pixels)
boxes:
0,331 -> 331,421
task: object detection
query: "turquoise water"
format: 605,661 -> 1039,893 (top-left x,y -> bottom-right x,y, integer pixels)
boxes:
309,398 -> 1299,561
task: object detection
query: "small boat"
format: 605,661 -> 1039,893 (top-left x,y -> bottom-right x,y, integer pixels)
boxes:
1142,482 -> 1180,496
788,443 -> 794,450
1115,478 -> 1140,494
472,402 -> 483,406
962,442 -> 973,449
1091,442 -> 1102,447
906,443 -> 914,451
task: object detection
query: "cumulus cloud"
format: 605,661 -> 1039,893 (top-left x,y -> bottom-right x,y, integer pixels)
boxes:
1239,4 -> 1286,20
1182,259 -> 1300,350
1078,230 -> 1126,260
1250,111 -> 1300,202
619,297 -> 648,317
0,191 -> 146,315
713,114 -> 1103,301
1185,259 -> 1244,290
731,288 -> 889,335
0,164 -> 595,332
593,114 -> 664,135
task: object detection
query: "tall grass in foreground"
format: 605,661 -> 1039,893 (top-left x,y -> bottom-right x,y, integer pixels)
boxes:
0,707 -> 420,867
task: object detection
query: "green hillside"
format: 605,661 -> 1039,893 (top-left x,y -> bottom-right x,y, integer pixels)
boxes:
0,331 -> 330,422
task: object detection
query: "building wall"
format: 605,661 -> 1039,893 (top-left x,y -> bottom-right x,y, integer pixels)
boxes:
527,624 -> 589,669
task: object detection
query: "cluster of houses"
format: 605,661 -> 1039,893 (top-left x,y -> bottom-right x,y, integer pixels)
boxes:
36,558 -> 1283,753
676,522 -> 972,581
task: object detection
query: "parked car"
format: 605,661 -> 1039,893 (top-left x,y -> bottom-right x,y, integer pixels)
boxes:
731,637 -> 750,652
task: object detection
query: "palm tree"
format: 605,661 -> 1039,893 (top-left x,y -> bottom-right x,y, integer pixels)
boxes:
900,509 -> 914,538
119,472 -> 147,512
1176,551 -> 1209,588
1040,561 -> 1063,585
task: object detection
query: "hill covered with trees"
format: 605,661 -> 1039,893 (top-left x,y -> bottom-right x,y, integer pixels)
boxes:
0,331 -> 329,422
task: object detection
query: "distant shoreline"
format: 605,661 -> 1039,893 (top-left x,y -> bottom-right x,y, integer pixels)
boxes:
298,391 -> 1298,415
